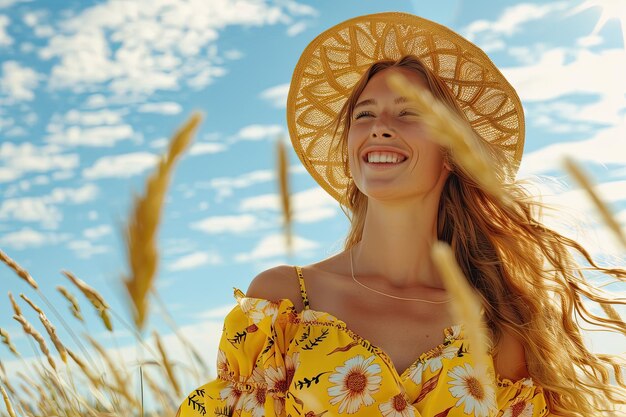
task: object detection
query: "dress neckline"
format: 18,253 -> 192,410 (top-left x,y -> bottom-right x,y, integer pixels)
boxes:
233,287 -> 461,379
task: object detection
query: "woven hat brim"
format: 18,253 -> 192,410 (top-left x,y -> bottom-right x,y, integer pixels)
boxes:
287,12 -> 525,206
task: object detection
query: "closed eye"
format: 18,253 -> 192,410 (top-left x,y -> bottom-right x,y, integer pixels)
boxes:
399,109 -> 419,116
354,111 -> 374,120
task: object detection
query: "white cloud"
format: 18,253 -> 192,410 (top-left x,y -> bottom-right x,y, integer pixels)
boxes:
234,233 -> 319,262
233,124 -> 283,142
0,184 -> 98,228
0,0 -> 30,8
67,239 -> 109,259
137,102 -> 183,115
518,123 -> 626,176
259,83 -> 289,108
83,224 -> 112,239
83,152 -> 158,179
37,0 -> 301,97
200,169 -> 274,201
0,14 -> 11,46
239,186 -> 338,223
224,49 -> 243,60
0,198 -> 62,228
287,21 -> 306,37
0,61 -> 40,101
502,48 -> 626,103
0,227 -> 70,250
0,142 -> 79,184
463,2 -> 568,50
46,124 -> 135,147
191,214 -> 262,234
188,142 -> 227,156
167,251 -> 222,271
62,109 -> 126,125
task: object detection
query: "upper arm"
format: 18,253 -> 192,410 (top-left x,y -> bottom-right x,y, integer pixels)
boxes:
493,327 -> 530,381
246,265 -> 305,312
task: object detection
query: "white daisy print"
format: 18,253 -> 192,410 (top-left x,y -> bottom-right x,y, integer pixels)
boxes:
502,399 -> 534,417
447,363 -> 496,417
285,351 -> 301,387
216,348 -> 228,376
243,299 -> 280,325
327,354 -> 382,414
426,344 -> 458,373
378,392 -> 418,417
219,381 -> 244,409
265,364 -> 288,415
242,367 -> 267,417
301,308 -> 328,323
407,360 -> 426,385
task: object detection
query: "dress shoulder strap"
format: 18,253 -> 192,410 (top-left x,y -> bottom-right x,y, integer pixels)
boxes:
293,266 -> 310,310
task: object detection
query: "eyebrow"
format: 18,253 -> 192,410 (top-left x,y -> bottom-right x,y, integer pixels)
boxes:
354,96 -> 409,110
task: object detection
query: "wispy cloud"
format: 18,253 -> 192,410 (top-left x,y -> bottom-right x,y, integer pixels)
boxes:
259,83 -> 289,108
463,2 -> 569,51
82,152 -> 158,179
0,184 -> 98,228
0,61 -> 41,102
67,239 -> 109,259
0,14 -> 11,46
137,102 -> 183,115
198,169 -> 274,201
519,124 -> 626,176
0,142 -> 79,184
191,214 -> 264,234
238,187 -> 338,223
234,233 -> 319,262
83,224 -> 112,239
231,124 -> 284,143
167,250 -> 222,271
0,227 -> 71,250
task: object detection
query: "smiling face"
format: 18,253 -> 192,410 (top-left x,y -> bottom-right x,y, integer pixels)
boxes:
347,67 -> 451,203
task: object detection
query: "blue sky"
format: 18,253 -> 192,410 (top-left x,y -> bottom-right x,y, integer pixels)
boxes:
0,0 -> 625,394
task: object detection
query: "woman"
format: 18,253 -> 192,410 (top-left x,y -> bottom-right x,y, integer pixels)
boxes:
177,12 -> 625,417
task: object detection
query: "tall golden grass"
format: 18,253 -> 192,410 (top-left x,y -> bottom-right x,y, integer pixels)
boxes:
0,114 -> 204,417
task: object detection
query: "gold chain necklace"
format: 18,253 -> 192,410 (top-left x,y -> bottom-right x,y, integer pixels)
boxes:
349,247 -> 453,304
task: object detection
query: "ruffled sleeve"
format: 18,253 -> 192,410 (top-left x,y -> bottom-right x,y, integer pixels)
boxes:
496,376 -> 550,416
176,288 -> 300,417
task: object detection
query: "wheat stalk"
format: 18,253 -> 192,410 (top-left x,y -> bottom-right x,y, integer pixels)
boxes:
56,285 -> 84,322
276,135 -> 293,257
387,73 -> 511,205
13,314 -> 56,371
0,250 -> 38,289
63,270 -> 113,331
153,331 -> 181,397
0,385 -> 17,417
7,293 -> 21,316
0,329 -> 19,357
124,112 -> 202,330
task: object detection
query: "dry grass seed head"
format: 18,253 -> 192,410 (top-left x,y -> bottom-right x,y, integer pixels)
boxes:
0,328 -> 19,357
56,285 -> 84,322
124,113 -> 202,330
12,314 -> 56,371
0,250 -> 38,290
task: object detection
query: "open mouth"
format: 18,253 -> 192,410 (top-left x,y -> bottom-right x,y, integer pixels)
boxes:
362,154 -> 408,164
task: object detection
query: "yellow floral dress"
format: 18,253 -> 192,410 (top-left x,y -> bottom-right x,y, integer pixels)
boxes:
177,266 -> 549,417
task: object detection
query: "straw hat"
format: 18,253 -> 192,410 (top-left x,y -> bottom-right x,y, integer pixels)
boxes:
286,12 -> 524,206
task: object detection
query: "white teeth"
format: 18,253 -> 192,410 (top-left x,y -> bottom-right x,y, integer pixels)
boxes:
366,151 -> 405,163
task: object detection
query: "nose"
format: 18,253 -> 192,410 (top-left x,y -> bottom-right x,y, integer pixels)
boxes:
370,115 -> 395,139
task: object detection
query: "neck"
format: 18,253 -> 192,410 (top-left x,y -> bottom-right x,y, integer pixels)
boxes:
353,196 -> 444,289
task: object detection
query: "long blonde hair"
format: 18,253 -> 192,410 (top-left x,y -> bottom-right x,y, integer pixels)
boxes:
331,55 -> 626,416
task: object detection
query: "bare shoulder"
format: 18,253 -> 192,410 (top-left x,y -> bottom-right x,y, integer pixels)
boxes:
246,265 -> 305,312
493,327 -> 530,381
